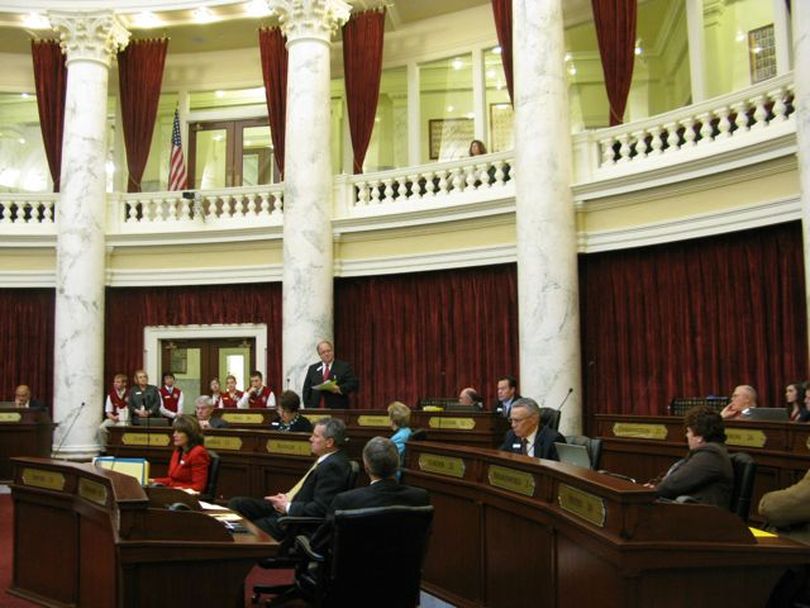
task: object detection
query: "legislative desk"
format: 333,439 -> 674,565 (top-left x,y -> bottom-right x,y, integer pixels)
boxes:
594,413 -> 810,520
0,406 -> 54,482
403,442 -> 808,608
9,457 -> 276,608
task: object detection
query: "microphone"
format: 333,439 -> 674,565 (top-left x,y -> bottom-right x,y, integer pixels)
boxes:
55,401 -> 86,458
285,377 -> 290,390
556,388 -> 574,411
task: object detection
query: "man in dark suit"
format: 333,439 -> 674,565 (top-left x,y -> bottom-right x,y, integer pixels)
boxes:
302,340 -> 359,409
492,375 -> 521,417
13,385 -> 46,411
499,397 -> 565,461
311,436 -> 429,550
228,418 -> 353,539
128,370 -> 162,424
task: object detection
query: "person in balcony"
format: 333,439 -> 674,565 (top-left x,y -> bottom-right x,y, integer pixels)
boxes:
469,139 -> 488,156
785,382 -> 810,422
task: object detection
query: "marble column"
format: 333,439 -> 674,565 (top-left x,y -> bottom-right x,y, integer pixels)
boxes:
49,11 -> 129,457
512,0 -> 582,434
794,3 -> 810,357
271,0 -> 351,392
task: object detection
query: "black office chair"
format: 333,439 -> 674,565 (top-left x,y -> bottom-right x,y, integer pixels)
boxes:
539,407 -> 561,431
294,505 -> 434,608
199,449 -> 220,503
566,435 -> 603,470
729,452 -> 757,521
410,428 -> 428,441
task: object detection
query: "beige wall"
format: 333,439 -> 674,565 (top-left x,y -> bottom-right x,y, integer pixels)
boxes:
108,240 -> 282,271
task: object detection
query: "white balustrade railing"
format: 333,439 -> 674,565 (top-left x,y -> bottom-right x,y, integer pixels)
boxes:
0,193 -> 57,229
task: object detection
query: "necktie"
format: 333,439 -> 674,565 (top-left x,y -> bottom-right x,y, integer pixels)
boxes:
286,460 -> 319,501
319,365 -> 330,408
520,438 -> 528,456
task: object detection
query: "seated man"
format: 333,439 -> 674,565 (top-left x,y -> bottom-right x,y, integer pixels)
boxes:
273,390 -> 313,433
13,385 -> 46,411
493,375 -> 520,417
195,395 -> 228,430
228,418 -> 352,539
720,385 -> 757,419
759,470 -> 810,545
499,397 -> 565,461
458,387 -> 483,409
311,436 -> 429,550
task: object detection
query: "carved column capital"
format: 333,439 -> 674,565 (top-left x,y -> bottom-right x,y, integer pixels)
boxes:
269,0 -> 352,43
49,11 -> 130,67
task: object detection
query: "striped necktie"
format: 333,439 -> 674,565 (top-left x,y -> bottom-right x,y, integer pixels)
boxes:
286,460 -> 319,501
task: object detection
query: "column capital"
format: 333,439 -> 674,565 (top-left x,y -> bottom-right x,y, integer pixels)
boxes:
49,11 -> 130,67
269,0 -> 351,43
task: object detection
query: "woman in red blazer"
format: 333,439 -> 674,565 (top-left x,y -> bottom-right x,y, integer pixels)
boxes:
153,415 -> 210,492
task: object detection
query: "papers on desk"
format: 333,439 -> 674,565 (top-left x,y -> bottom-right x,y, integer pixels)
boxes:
209,512 -> 243,523
93,457 -> 150,485
199,500 -> 228,511
749,527 -> 777,538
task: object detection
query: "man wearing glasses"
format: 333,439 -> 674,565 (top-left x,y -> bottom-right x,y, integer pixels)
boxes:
500,397 -> 565,461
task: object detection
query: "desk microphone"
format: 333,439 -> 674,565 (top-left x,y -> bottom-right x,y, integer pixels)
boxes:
285,377 -> 290,390
54,401 -> 86,459
556,388 -> 574,411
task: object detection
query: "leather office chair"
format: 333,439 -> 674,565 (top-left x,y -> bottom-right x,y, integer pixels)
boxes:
199,450 -> 220,503
566,435 -> 603,470
729,452 -> 757,521
294,505 -> 434,608
539,407 -> 561,431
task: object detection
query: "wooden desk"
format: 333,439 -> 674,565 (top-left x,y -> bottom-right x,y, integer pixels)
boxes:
593,414 -> 810,519
9,457 -> 276,608
404,442 -> 808,608
0,407 -> 54,482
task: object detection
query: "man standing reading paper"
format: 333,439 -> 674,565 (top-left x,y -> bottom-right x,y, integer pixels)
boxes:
302,340 -> 359,409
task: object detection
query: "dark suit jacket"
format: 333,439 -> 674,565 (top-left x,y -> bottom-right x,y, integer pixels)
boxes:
128,384 -> 161,419
492,394 -> 522,416
500,425 -> 565,461
655,442 -> 733,509
302,359 -> 359,409
288,450 -> 354,518
25,399 -> 47,412
273,415 -> 313,433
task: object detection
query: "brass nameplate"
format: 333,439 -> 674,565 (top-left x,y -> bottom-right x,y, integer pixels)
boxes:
725,428 -> 767,449
428,417 -> 476,430
417,453 -> 465,478
357,415 -> 391,427
22,468 -> 66,492
220,412 -> 265,424
78,478 -> 108,506
612,423 -> 668,440
121,433 -> 171,447
204,436 -> 243,451
487,465 -> 535,497
0,412 -> 22,423
805,437 -> 810,451
305,414 -> 332,424
558,483 -> 606,528
267,439 -> 311,456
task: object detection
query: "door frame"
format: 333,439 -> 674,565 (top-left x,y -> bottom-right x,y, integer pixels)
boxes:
144,324 -> 267,388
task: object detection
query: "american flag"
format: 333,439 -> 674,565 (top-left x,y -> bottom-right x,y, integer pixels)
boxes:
168,108 -> 187,191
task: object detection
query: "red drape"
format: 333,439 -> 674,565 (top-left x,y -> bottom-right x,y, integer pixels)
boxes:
591,0 -> 637,126
259,28 -> 288,180
335,264 -> 519,409
579,221 -> 807,432
104,284 -> 282,390
342,9 -> 386,174
490,0 -> 514,105
31,40 -> 67,193
0,289 -> 55,409
118,39 -> 168,192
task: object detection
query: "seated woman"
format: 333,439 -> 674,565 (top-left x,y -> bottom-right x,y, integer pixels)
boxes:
152,415 -> 210,493
387,401 -> 413,460
786,382 -> 810,422
275,390 -> 313,432
649,405 -> 733,509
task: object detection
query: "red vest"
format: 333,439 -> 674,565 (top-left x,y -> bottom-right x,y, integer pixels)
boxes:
160,386 -> 181,413
221,390 -> 242,408
109,389 -> 128,411
248,386 -> 272,409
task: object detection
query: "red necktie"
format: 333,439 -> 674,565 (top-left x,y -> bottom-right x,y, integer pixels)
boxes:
319,365 -> 329,408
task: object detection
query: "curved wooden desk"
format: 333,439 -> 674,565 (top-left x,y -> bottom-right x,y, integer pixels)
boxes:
9,457 -> 276,608
403,442 -> 808,608
0,407 -> 54,482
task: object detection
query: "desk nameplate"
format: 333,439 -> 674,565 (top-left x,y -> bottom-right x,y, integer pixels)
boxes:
121,433 -> 171,447
557,483 -> 606,528
220,412 -> 265,424
204,436 -> 243,451
22,468 -> 66,492
428,417 -> 476,430
612,423 -> 669,440
418,453 -> 465,478
266,439 -> 311,456
725,428 -> 767,449
78,478 -> 108,506
487,465 -> 535,497
356,415 -> 391,427
0,412 -> 22,423
306,414 -> 332,424
806,437 -> 810,451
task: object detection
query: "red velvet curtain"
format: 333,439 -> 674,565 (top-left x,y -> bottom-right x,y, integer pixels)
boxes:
31,40 -> 67,193
335,264 -> 519,409
342,9 -> 386,174
0,289 -> 55,409
259,28 -> 288,180
118,39 -> 168,192
490,0 -> 514,104
104,284 -> 282,389
591,0 -> 637,125
579,221 -> 807,431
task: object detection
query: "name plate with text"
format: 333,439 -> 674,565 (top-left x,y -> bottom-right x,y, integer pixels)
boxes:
725,428 -> 767,449
267,439 -> 311,456
357,415 -> 392,427
418,453 -> 465,478
557,483 -> 606,528
78,478 -> 108,506
487,464 -> 535,497
612,423 -> 668,440
428,417 -> 476,430
22,468 -> 66,492
121,433 -> 171,447
220,412 -> 265,424
305,414 -> 332,424
0,412 -> 22,423
204,436 -> 243,451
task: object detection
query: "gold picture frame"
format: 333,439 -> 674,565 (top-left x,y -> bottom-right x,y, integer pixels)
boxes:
429,118 -> 474,160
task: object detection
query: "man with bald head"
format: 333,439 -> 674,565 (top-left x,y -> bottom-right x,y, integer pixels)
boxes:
13,385 -> 46,411
720,385 -> 758,420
